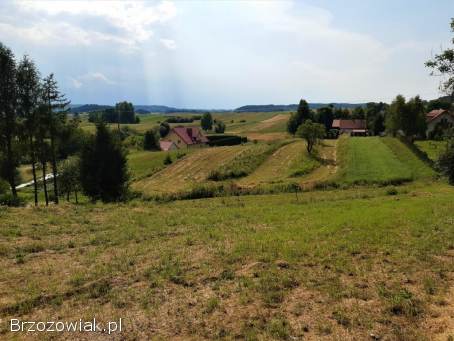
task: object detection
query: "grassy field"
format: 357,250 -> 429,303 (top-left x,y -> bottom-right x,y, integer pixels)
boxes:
1,182 -> 453,340
237,140 -> 320,187
335,136 -> 434,185
208,142 -> 289,181
415,140 -> 448,162
133,145 -> 248,195
128,149 -> 189,181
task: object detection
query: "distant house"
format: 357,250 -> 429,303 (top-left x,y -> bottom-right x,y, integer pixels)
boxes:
159,140 -> 177,151
332,119 -> 367,136
160,126 -> 208,150
426,109 -> 454,138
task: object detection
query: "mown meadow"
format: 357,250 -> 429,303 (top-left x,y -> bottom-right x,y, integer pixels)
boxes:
3,111 -> 454,340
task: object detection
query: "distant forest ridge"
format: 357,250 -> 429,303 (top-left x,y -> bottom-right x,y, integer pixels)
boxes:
69,102 -> 366,114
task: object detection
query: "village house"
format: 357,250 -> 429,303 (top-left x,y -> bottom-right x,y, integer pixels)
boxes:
332,119 -> 368,136
426,109 -> 454,138
160,126 -> 209,150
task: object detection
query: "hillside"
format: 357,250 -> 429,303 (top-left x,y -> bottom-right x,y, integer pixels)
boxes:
234,103 -> 365,112
2,183 -> 454,340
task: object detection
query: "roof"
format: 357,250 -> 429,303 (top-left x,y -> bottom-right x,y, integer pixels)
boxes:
426,109 -> 451,122
172,126 -> 208,145
332,119 -> 367,130
159,140 -> 176,151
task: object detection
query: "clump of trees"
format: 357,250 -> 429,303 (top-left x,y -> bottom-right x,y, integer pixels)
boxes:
0,42 -> 85,206
201,112 -> 213,131
385,95 -> 426,141
143,128 -> 160,150
159,122 -> 170,138
287,99 -> 312,135
80,122 -> 129,202
88,101 -> 139,125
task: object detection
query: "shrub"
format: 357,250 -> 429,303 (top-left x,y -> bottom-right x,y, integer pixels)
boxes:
163,154 -> 173,165
0,193 -> 24,207
143,128 -> 159,150
438,139 -> 454,184
386,187 -> 398,195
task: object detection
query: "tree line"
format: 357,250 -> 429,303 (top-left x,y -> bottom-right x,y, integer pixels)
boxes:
0,43 -> 130,205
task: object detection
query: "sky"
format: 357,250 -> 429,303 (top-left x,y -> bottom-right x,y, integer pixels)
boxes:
1,0 -> 453,109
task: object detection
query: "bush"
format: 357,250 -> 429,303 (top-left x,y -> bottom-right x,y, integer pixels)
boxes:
143,128 -> 159,150
438,139 -> 454,184
214,121 -> 226,133
163,154 -> 173,165
0,193 -> 24,207
206,134 -> 246,147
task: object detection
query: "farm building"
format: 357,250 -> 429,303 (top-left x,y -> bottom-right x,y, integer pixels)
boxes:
426,109 -> 454,139
159,140 -> 177,151
160,126 -> 208,150
332,119 -> 368,135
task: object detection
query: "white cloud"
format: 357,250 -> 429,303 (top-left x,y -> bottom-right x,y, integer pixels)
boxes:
70,72 -> 116,89
160,38 -> 177,50
9,1 -> 177,50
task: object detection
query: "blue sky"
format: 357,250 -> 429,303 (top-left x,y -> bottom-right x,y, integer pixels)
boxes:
1,0 -> 453,108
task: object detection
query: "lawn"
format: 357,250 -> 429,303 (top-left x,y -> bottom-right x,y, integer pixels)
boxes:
1,182 -> 453,340
335,136 -> 433,185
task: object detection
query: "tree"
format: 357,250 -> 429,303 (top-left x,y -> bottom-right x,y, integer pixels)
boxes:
315,106 -> 334,131
405,96 -> 427,140
214,121 -> 226,133
16,55 -> 41,205
0,43 -> 18,199
201,112 -> 213,131
297,120 -> 326,154
41,73 -> 70,204
159,122 -> 170,137
144,128 -> 159,150
351,107 -> 366,119
58,156 -> 81,203
80,122 -> 129,202
438,139 -> 454,184
426,19 -> 454,100
295,99 -> 311,125
386,95 -> 406,136
115,101 -> 135,125
287,113 -> 299,136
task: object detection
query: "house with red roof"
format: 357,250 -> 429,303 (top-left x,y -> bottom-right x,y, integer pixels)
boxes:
332,119 -> 368,136
426,109 -> 454,138
160,126 -> 208,150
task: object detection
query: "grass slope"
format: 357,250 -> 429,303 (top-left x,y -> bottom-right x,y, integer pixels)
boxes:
133,145 -> 247,194
336,136 -> 433,185
415,140 -> 448,162
128,149 -> 188,181
0,183 -> 453,340
208,142 -> 289,181
238,140 -> 319,186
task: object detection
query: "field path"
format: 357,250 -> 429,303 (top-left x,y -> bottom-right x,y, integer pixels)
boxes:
133,145 -> 249,194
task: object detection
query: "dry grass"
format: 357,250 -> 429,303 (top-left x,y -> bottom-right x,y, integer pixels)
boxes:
133,145 -> 249,194
1,182 -> 454,340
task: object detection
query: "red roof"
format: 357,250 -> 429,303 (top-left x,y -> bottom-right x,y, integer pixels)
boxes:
332,119 -> 366,130
159,140 -> 175,151
172,126 -> 208,145
426,109 -> 450,122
